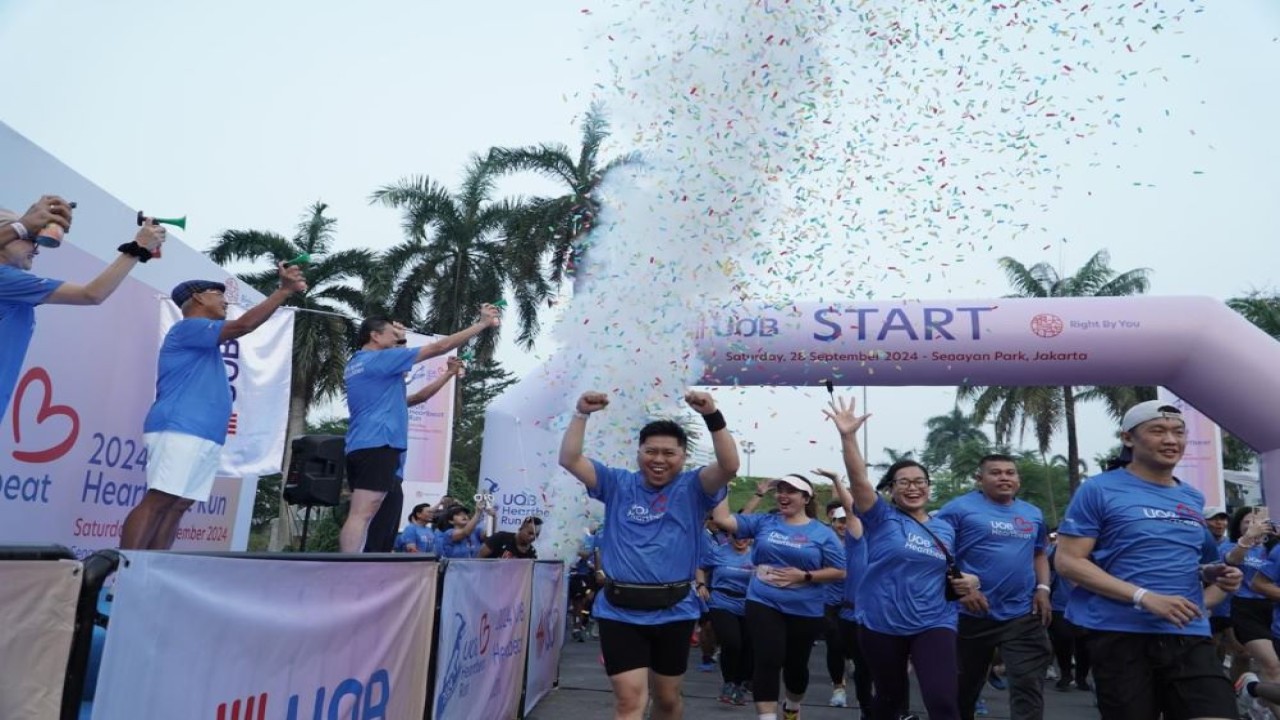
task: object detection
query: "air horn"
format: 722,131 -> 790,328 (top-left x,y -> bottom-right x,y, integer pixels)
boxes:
136,211 -> 187,258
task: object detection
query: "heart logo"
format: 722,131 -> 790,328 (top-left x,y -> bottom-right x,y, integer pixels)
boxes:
11,367 -> 80,464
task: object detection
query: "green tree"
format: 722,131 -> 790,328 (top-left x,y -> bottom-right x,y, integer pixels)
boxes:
487,101 -> 642,286
958,251 -> 1152,494
1229,291 -> 1280,339
1015,453 -> 1071,528
447,358 -> 518,503
921,408 -> 989,474
371,157 -> 549,355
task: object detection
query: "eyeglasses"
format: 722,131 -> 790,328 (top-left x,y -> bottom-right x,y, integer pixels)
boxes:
892,478 -> 930,489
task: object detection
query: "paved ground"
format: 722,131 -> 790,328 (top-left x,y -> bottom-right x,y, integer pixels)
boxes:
527,634 -> 1101,719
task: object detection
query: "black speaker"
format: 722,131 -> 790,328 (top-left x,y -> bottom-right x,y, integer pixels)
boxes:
283,435 -> 345,507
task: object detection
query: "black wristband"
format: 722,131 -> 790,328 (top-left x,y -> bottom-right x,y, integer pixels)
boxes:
117,241 -> 153,263
702,410 -> 727,432
753,491 -> 765,498
803,571 -> 813,583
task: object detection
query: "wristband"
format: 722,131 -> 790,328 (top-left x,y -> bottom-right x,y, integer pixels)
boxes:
803,571 -> 813,583
754,491 -> 765,497
117,241 -> 153,263
1035,584 -> 1051,593
573,411 -> 590,420
8,221 -> 30,242
702,410 -> 727,432
1132,587 -> 1148,610
1240,538 -> 1257,549
696,582 -> 706,588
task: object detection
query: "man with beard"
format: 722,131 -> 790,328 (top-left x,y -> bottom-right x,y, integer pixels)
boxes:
559,390 -> 739,720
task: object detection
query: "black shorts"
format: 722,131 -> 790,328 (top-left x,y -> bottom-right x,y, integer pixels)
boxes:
569,575 -> 597,599
345,446 -> 402,493
1086,631 -> 1236,720
1209,615 -> 1232,635
597,617 -> 696,677
1231,596 -> 1273,644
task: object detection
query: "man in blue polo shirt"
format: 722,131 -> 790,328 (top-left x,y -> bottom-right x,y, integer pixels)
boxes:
2,198 -> 165,416
559,389 -> 739,720
936,453 -> 1053,720
1056,400 -> 1243,720
338,307 -> 499,553
121,263 -> 306,549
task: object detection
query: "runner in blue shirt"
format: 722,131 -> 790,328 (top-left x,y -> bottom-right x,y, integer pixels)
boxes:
338,306 -> 499,552
1246,541 -> 1280,717
817,499 -> 854,709
934,454 -> 1053,720
1223,506 -> 1280,709
2,198 -> 164,416
437,503 -> 489,558
121,264 -> 306,550
712,474 -> 846,720
1056,400 -> 1243,720
569,522 -> 601,642
697,530 -> 754,706
826,395 -> 978,720
559,389 -> 738,720
815,467 -> 876,714
1203,507 -> 1249,683
395,503 -> 438,555
1046,537 -> 1092,692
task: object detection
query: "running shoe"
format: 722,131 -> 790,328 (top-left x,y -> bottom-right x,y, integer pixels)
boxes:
829,687 -> 847,707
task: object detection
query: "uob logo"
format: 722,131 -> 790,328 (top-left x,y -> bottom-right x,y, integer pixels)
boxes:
435,611 -> 491,717
214,669 -> 391,720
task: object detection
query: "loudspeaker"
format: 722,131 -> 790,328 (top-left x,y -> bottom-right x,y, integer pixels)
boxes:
283,435 -> 345,507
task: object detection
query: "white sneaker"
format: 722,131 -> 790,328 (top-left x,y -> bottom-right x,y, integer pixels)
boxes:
829,687 -> 847,707
1046,665 -> 1060,681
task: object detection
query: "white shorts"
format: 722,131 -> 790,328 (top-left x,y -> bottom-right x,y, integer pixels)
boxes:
144,432 -> 223,502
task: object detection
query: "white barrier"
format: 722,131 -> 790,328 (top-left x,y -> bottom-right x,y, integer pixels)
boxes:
522,562 -> 567,716
0,558 -> 82,720
433,560 -> 532,720
91,553 -> 438,720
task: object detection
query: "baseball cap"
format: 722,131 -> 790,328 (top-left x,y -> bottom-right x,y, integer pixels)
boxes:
1121,400 -> 1184,433
771,474 -> 814,497
1204,506 -> 1229,520
170,280 -> 226,307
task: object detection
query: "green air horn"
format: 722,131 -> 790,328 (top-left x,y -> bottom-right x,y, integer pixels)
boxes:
136,211 -> 187,230
284,253 -> 312,267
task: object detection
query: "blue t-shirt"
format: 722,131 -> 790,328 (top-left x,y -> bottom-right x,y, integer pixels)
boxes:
395,524 -> 437,554
588,460 -> 726,624
1059,468 -> 1219,636
1256,546 -> 1280,637
700,541 -> 754,616
1048,546 -> 1073,613
935,491 -> 1048,621
438,527 -> 483,559
0,266 -> 62,417
856,497 -> 958,635
143,318 -> 233,444
734,513 -> 845,618
1211,537 -> 1232,618
1226,541 -> 1271,601
344,347 -> 417,453
838,530 -> 869,623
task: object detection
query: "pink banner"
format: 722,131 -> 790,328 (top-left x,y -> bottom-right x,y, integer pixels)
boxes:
401,332 -> 456,506
1157,388 -> 1225,509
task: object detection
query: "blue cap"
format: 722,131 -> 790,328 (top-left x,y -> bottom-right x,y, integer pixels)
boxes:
170,280 -> 225,307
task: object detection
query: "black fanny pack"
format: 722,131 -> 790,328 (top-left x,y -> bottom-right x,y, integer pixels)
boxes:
604,580 -> 692,610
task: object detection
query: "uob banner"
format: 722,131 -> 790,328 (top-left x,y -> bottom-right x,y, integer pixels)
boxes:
434,560 -> 532,720
0,248 -> 240,556
91,553 -> 437,720
523,562 -> 567,716
0,559 -> 82,720
400,331 -> 456,510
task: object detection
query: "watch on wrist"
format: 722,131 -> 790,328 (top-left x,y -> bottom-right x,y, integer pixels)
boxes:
803,571 -> 813,583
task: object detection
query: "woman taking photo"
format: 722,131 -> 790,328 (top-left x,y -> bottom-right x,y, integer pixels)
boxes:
824,395 -> 975,720
712,474 -> 846,720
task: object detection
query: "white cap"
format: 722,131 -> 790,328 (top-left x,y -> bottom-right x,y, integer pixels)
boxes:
1204,506 -> 1229,520
830,507 -> 847,520
771,474 -> 814,497
1121,400 -> 1184,433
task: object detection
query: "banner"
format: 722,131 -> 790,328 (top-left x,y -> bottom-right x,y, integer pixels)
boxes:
1158,387 -> 1226,509
92,553 -> 437,720
0,558 -> 82,720
433,560 -> 532,720
400,331 -> 456,509
523,562 -> 567,716
159,301 -> 294,478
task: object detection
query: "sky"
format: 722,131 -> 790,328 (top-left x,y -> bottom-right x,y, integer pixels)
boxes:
2,0 -> 1278,481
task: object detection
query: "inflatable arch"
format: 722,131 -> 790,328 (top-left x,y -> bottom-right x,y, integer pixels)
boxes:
480,296 -> 1280,555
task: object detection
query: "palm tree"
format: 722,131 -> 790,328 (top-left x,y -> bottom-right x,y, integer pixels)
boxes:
1229,292 -> 1280,339
207,203 -> 374,547
921,408 -> 990,473
486,101 -> 642,286
958,251 -> 1152,494
371,156 -> 549,355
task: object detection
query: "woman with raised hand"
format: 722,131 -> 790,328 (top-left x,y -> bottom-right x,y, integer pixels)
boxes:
712,474 -> 846,720
824,395 -> 975,720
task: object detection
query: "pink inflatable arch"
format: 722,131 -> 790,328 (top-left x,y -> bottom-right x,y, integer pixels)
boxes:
698,296 -> 1280,501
